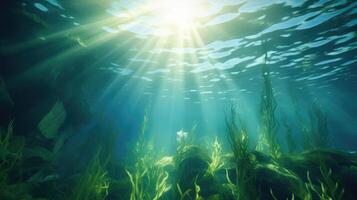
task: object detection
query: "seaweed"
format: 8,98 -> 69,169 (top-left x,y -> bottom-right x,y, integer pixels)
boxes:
176,183 -> 192,200
175,124 -> 197,167
259,42 -> 281,158
206,137 -> 224,176
176,176 -> 203,200
304,165 -> 344,200
125,114 -> 171,200
193,176 -> 203,200
226,106 -> 257,200
126,163 -> 171,200
70,148 -> 109,200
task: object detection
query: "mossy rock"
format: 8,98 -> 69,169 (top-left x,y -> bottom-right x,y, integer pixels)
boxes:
277,149 -> 357,199
177,145 -> 211,163
175,145 -> 210,197
279,149 -> 357,184
198,174 -> 226,198
255,162 -> 305,199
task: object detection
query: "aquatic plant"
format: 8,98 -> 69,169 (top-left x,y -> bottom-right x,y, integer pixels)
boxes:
259,46 -> 281,158
226,106 -> 249,164
70,149 -> 109,200
226,106 -> 257,200
304,165 -> 344,200
193,176 -> 203,200
176,176 -> 203,200
206,137 -> 224,176
175,124 -> 197,166
225,169 -> 239,199
126,114 -> 171,200
176,183 -> 192,200
126,163 -> 171,200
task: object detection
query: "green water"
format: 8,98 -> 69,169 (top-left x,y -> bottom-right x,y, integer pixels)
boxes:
0,0 -> 357,199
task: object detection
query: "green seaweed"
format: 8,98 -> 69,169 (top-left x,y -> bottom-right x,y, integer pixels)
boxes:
70,149 -> 109,200
126,164 -> 171,200
175,124 -> 197,167
176,176 -> 203,200
304,165 -> 344,200
226,106 -> 257,200
193,176 -> 203,200
177,183 -> 192,200
259,42 -> 281,158
206,137 -> 224,176
126,114 -> 171,200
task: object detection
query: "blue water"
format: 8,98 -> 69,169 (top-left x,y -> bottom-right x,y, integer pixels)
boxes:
4,0 -> 355,151
1,0 -> 357,199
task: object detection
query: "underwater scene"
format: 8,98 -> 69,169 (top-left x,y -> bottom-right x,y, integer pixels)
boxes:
1,0 -> 357,199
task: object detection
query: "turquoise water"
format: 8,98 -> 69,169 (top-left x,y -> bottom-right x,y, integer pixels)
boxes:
1,0 -> 357,199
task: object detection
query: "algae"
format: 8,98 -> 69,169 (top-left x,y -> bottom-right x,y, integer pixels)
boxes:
258,42 -> 281,158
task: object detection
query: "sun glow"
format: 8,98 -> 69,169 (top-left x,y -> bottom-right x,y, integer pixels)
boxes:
154,0 -> 204,28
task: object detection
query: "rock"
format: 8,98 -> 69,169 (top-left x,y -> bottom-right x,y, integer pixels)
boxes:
175,145 -> 210,197
255,162 -> 305,199
279,149 -> 357,183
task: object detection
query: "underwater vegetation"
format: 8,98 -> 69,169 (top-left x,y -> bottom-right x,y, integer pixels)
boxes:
226,106 -> 257,200
125,115 -> 171,200
1,38 -> 357,200
1,47 -> 357,199
2,0 -> 357,199
258,43 -> 281,158
70,149 -> 110,200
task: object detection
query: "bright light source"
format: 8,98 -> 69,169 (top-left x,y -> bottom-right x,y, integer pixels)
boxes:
154,0 -> 204,28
